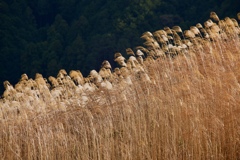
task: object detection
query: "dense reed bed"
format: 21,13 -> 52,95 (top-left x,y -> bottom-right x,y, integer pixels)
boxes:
1,35 -> 240,159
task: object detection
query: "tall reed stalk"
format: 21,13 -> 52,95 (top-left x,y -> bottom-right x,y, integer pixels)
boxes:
1,31 -> 240,160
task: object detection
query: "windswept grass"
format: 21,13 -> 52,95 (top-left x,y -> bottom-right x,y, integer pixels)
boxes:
1,35 -> 240,159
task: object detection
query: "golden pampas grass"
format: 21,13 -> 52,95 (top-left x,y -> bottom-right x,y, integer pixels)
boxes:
184,30 -> 195,39
164,26 -> 173,35
210,12 -> 220,23
204,19 -> 214,28
1,12 -> 240,160
196,23 -> 203,29
224,17 -> 235,28
190,26 -> 201,36
172,26 -> 182,33
126,48 -> 135,56
237,12 -> 240,21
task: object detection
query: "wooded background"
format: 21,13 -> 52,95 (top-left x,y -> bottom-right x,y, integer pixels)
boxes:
0,0 -> 239,92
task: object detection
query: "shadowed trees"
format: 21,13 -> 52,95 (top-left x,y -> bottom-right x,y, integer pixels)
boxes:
0,0 -> 238,93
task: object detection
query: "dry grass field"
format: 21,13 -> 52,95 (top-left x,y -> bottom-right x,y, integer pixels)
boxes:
1,19 -> 240,159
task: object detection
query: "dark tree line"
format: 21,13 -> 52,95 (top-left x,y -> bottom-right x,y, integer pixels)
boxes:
0,0 -> 239,93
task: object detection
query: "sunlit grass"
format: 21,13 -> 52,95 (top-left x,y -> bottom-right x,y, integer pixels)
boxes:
1,33 -> 240,159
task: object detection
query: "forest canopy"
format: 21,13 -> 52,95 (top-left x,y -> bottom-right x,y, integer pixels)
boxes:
0,0 -> 239,92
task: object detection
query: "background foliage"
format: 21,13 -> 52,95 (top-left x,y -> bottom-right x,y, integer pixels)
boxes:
0,0 -> 239,92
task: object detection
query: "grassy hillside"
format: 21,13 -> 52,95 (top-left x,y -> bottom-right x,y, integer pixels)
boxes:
1,15 -> 240,159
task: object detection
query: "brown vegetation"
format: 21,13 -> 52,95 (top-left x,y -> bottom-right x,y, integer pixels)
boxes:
1,12 -> 240,159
